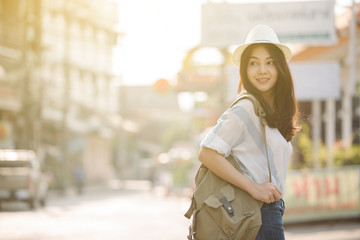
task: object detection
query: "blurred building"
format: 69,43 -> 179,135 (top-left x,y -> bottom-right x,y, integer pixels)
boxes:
41,0 -> 121,187
0,0 -> 122,188
290,5 -> 360,167
117,85 -> 181,179
0,0 -> 38,149
292,5 -> 360,140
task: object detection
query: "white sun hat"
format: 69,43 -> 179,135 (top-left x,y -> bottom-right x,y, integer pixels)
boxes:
232,24 -> 292,66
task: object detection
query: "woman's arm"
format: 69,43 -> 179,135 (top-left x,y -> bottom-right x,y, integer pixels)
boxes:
199,146 -> 282,204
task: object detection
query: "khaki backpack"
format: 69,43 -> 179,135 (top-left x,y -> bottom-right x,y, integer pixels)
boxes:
185,94 -> 271,240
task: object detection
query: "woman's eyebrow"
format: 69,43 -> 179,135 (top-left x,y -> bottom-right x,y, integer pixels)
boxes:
249,56 -> 273,60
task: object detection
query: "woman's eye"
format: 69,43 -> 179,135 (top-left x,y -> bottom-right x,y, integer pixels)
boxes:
267,61 -> 274,65
249,61 -> 258,66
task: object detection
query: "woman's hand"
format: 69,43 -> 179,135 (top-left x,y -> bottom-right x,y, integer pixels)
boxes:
247,182 -> 282,204
199,147 -> 282,204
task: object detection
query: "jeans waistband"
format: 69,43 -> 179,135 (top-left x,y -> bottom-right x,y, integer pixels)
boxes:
262,199 -> 285,210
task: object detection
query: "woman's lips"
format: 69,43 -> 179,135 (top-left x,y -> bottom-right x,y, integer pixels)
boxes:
256,78 -> 269,83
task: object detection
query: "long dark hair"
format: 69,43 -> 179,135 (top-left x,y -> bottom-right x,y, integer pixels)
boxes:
238,43 -> 300,141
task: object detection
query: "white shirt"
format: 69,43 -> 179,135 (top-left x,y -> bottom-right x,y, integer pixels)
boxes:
200,99 -> 292,196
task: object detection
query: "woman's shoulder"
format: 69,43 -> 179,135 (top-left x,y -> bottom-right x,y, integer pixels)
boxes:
229,98 -> 256,114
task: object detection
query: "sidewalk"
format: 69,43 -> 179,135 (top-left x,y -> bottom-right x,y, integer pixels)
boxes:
46,180 -> 360,240
44,180 -> 360,240
47,179 -> 154,201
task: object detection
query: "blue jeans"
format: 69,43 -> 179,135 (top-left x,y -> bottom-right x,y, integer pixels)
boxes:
256,199 -> 285,240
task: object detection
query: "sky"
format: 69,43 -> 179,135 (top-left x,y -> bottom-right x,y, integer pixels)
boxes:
113,0 -> 203,86
112,0 -> 358,86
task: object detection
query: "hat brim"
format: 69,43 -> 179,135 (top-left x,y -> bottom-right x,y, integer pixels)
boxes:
232,42 -> 292,67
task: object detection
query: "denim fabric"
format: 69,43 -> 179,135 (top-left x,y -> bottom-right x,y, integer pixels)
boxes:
256,199 -> 285,240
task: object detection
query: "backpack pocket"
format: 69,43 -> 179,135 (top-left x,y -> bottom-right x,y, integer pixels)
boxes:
203,184 -> 258,239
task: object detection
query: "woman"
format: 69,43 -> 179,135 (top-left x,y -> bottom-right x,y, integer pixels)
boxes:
198,25 -> 300,239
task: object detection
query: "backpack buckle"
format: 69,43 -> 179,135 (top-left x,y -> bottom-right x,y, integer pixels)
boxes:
258,109 -> 266,118
187,226 -> 196,240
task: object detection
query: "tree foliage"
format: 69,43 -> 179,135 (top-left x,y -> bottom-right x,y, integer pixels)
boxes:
291,121 -> 360,169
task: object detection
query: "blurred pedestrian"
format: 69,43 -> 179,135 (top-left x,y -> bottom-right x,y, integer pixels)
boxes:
74,165 -> 85,195
198,24 -> 301,239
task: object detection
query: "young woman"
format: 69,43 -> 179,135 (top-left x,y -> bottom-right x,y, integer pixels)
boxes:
198,25 -> 300,239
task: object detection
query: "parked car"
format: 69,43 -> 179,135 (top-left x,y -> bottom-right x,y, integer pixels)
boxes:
0,149 -> 48,209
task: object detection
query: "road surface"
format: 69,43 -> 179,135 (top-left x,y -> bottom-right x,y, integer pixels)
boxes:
0,184 -> 359,240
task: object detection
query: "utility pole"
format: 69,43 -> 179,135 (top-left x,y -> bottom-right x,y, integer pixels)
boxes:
325,99 -> 335,168
60,2 -> 71,192
312,100 -> 321,168
33,0 -> 43,152
20,0 -> 42,150
342,0 -> 357,149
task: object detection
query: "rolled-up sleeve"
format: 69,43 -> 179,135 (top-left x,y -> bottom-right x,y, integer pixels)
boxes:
200,108 -> 245,158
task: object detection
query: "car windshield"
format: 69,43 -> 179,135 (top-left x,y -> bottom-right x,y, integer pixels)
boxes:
0,160 -> 32,168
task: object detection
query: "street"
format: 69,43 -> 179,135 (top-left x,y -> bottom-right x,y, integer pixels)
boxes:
0,183 -> 359,240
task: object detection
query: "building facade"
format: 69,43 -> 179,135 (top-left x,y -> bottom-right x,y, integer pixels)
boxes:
0,0 -> 122,189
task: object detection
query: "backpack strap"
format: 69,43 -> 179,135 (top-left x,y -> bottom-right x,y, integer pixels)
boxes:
229,93 -> 272,182
229,94 -> 267,126
185,195 -> 195,219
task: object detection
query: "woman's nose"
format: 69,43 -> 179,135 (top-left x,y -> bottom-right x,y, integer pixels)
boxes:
258,63 -> 267,74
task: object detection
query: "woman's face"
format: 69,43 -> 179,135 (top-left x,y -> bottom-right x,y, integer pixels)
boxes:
247,45 -> 278,96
